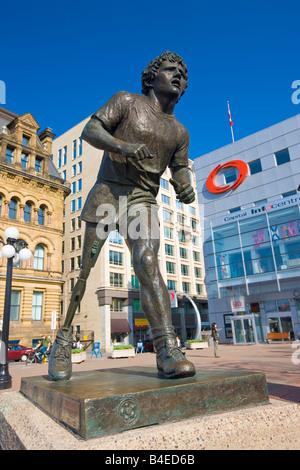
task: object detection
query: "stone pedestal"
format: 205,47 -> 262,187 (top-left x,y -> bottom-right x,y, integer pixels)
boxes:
20,367 -> 269,439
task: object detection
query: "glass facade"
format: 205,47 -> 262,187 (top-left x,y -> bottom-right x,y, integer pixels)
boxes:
208,200 -> 300,297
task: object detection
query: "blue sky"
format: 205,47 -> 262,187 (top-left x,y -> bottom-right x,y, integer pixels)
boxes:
1,0 -> 299,159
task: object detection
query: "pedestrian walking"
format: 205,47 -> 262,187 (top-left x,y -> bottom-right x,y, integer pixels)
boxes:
211,323 -> 220,358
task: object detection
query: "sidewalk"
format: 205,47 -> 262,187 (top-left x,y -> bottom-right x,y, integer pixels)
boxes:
2,342 -> 299,402
1,342 -> 300,450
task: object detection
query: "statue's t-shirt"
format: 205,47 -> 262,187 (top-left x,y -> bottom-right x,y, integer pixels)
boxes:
92,91 -> 190,196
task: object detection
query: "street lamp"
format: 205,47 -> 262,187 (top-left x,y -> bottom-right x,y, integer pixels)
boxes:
0,227 -> 32,390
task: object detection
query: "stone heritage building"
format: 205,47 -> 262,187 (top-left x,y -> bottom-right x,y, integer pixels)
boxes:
0,106 -> 70,346
52,116 -> 208,352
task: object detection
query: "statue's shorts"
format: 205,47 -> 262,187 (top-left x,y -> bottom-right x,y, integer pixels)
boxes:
80,179 -> 160,242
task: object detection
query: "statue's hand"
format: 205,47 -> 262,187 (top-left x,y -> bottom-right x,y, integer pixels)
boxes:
120,142 -> 153,162
169,178 -> 195,204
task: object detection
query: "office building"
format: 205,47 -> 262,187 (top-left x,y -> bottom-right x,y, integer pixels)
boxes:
194,114 -> 300,344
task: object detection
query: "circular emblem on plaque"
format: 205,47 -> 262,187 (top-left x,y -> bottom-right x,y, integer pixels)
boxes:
117,397 -> 141,425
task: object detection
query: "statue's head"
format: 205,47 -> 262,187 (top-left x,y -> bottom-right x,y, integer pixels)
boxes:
141,51 -> 188,98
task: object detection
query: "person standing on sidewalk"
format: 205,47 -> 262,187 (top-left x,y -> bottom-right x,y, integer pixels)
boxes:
211,323 -> 220,358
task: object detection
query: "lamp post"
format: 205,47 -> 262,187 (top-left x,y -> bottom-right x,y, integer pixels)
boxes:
0,227 -> 32,390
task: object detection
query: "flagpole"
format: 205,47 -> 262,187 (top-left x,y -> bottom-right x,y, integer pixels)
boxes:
227,101 -> 235,143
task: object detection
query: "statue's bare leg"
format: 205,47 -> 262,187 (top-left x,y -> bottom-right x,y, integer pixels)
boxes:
49,222 -> 105,381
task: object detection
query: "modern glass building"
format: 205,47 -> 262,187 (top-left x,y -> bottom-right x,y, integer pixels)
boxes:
194,114 -> 300,344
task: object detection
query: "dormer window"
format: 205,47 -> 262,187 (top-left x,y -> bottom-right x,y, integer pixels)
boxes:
6,146 -> 14,163
35,157 -> 43,173
22,134 -> 30,147
21,152 -> 29,169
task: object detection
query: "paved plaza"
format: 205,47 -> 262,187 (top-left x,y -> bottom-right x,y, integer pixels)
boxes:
1,342 -> 299,450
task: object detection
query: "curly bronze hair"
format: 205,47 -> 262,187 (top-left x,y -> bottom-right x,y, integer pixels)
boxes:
141,51 -> 188,97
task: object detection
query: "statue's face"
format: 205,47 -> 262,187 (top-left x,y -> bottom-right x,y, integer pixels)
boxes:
152,60 -> 187,100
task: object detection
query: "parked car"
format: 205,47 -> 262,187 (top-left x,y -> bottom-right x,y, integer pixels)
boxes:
7,344 -> 33,362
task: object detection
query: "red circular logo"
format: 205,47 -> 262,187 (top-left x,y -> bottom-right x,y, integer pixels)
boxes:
206,160 -> 249,193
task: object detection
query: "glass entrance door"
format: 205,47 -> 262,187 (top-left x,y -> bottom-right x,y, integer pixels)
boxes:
231,315 -> 258,345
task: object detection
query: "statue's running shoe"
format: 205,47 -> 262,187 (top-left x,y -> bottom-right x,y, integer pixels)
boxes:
48,327 -> 73,381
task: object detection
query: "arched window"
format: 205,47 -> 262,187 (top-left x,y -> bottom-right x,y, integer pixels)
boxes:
34,245 -> 45,270
38,206 -> 45,225
9,198 -> 18,219
24,202 -> 32,223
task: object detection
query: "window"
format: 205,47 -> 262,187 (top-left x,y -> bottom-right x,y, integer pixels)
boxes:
72,181 -> 76,194
180,247 -> 187,259
71,200 -> 76,212
191,219 -> 197,230
164,226 -> 173,239
166,261 -> 175,274
109,231 -> 122,245
282,190 -> 297,198
79,137 -> 82,156
77,235 -> 81,249
38,206 -> 45,225
77,197 -> 82,210
63,146 -> 67,165
181,264 -> 189,276
110,298 -> 124,312
21,152 -> 29,169
132,299 -> 142,313
9,199 -> 17,219
110,272 -> 124,287
58,149 -> 62,168
71,237 -> 75,250
167,279 -> 176,290
163,209 -> 172,221
193,251 -> 201,262
6,146 -> 14,163
228,207 -> 241,213
22,135 -> 30,147
71,218 -> 75,231
32,292 -> 43,321
34,245 -> 45,270
189,206 -> 196,215
73,140 -> 77,159
176,200 -> 183,210
249,159 -> 262,175
131,274 -> 139,289
275,148 -> 290,166
62,170 -> 66,180
24,202 -> 32,222
10,290 -> 21,321
182,282 -> 190,293
195,267 -> 202,278
161,194 -> 170,205
160,178 -> 169,190
177,214 -> 185,225
109,250 -> 123,266
165,244 -> 174,256
178,230 -> 186,243
224,168 -> 237,184
35,157 -> 43,173
192,235 -> 199,246
72,164 -> 77,176
78,179 -> 82,191
78,161 -> 82,173
196,284 -> 203,295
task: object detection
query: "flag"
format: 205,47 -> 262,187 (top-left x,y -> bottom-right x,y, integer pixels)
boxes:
227,101 -> 233,126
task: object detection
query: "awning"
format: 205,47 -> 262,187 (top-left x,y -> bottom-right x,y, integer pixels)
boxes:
111,319 -> 131,334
